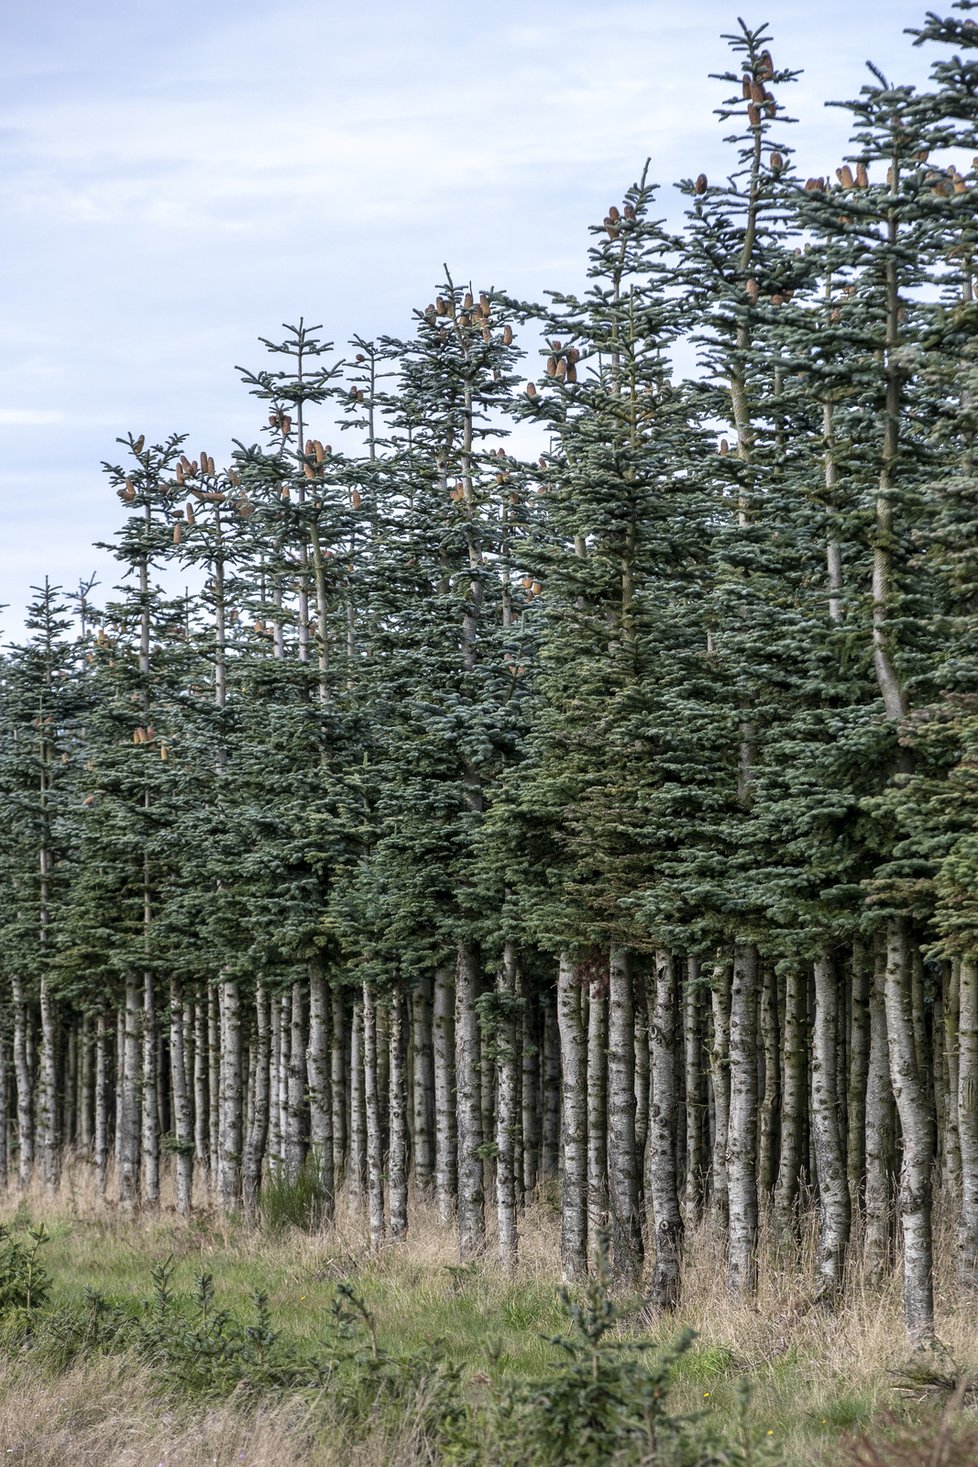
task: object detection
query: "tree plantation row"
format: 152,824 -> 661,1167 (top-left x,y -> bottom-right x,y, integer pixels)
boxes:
6,12 -> 978,1349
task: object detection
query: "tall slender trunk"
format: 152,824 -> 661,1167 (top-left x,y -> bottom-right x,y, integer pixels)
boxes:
759,961 -> 780,1197
207,989 -> 220,1188
495,942 -> 520,1271
455,941 -> 485,1259
169,977 -> 193,1216
541,1000 -> 561,1182
11,977 -> 34,1190
726,943 -> 759,1297
587,975 -> 609,1270
362,984 -> 385,1251
557,952 -> 587,1281
388,991 -> 409,1241
411,976 -> 435,1192
944,960 -> 962,1197
193,1001 -> 209,1183
649,952 -> 682,1309
331,986 -> 347,1189
848,944 -> 871,1215
607,945 -> 643,1286
94,1011 -> 109,1198
118,976 -> 142,1212
243,982 -> 271,1216
958,955 -> 978,1290
885,918 -> 934,1343
78,1015 -> 93,1157
307,963 -> 334,1220
864,935 -> 896,1276
348,996 -> 366,1207
812,951 -> 850,1298
284,981 -> 306,1184
433,965 -> 457,1224
709,960 -> 731,1234
141,972 -> 159,1205
521,995 -> 540,1196
38,977 -> 58,1192
684,960 -> 706,1225
217,979 -> 242,1212
775,965 -> 805,1228
0,1032 -> 8,1190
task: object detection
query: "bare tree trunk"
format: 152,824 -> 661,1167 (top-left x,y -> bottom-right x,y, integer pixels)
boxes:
521,995 -> 540,1196
307,963 -> 334,1220
944,959 -> 962,1198
284,981 -> 306,1184
331,986 -> 347,1193
709,960 -> 731,1235
885,918 -> 935,1344
634,988 -> 650,1190
557,952 -> 587,1281
208,989 -> 220,1188
217,979 -> 242,1212
11,977 -> 35,1190
362,984 -> 385,1251
193,1001 -> 209,1185
243,982 -> 270,1216
0,1032 -> 8,1190
118,976 -> 142,1213
958,955 -> 978,1290
587,974 -> 609,1270
268,994 -> 283,1179
684,960 -> 706,1226
141,972 -> 160,1205
38,977 -> 59,1192
411,976 -> 435,1192
775,965 -> 805,1229
432,965 -> 457,1224
169,977 -> 193,1216
94,1011 -> 109,1199
541,1000 -> 561,1183
759,960 -> 780,1198
348,996 -> 366,1208
78,1015 -> 93,1158
864,935 -> 896,1277
812,951 -> 851,1298
455,941 -> 486,1259
727,943 -> 759,1297
848,943 -> 871,1216
495,943 -> 520,1272
649,952 -> 682,1310
388,991 -> 409,1241
607,945 -> 643,1287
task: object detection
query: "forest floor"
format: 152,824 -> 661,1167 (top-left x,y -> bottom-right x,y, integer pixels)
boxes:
0,1168 -> 976,1465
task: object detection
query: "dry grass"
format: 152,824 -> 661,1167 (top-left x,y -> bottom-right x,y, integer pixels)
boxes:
2,1160 -> 977,1465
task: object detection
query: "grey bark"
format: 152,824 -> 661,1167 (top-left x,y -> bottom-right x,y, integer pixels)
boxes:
557,952 -> 587,1282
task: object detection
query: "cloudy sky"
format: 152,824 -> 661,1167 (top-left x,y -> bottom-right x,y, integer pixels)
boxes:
0,0 -> 943,637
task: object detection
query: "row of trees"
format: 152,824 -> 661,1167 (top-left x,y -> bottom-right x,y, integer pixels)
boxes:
4,10 -> 978,1345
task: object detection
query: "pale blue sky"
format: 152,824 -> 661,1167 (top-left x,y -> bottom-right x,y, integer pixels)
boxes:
0,0 -> 940,635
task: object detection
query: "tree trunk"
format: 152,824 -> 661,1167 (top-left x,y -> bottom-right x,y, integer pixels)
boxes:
521,995 -> 540,1196
362,983 -> 385,1251
207,989 -> 220,1189
885,918 -> 935,1344
709,960 -> 731,1235
727,943 -> 759,1297
284,980 -> 306,1184
331,985 -> 348,1191
433,964 -> 457,1224
142,972 -> 160,1205
388,991 -> 409,1241
38,977 -> 59,1192
455,941 -> 486,1259
958,955 -> 978,1290
307,963 -> 334,1220
864,934 -> 896,1277
848,943 -> 871,1216
11,976 -> 35,1190
193,1001 -> 209,1184
758,960 -> 780,1198
348,995 -> 367,1207
94,1010 -> 109,1199
557,952 -> 587,1281
411,975 -> 435,1192
607,945 -> 643,1286
587,974 -> 609,1271
169,977 -> 194,1216
217,978 -> 242,1212
812,951 -> 851,1298
243,982 -> 270,1216
684,959 -> 706,1226
775,964 -> 805,1228
118,976 -> 142,1212
649,952 -> 683,1309
495,942 -> 520,1272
